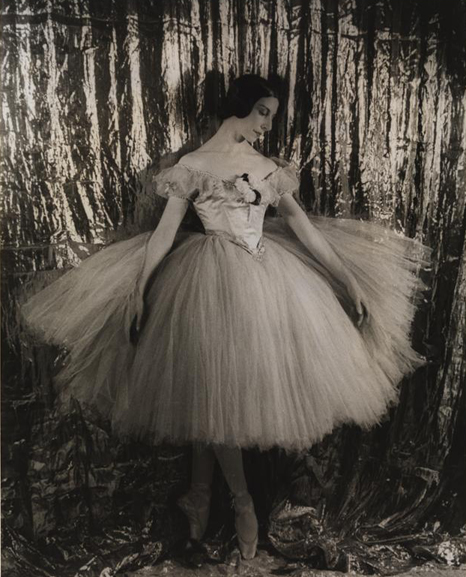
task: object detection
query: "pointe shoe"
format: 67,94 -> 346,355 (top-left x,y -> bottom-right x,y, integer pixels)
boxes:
176,483 -> 211,541
234,491 -> 258,560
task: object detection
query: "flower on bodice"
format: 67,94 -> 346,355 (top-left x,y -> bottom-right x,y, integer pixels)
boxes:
233,173 -> 262,205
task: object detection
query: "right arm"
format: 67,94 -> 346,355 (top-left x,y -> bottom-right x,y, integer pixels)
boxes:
137,196 -> 189,294
132,196 -> 189,336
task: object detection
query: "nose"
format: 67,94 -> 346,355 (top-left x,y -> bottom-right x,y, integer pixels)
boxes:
261,117 -> 273,132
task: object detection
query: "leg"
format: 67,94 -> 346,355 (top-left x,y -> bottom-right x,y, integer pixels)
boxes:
178,443 -> 215,540
212,445 -> 248,495
192,442 -> 215,487
213,445 -> 258,559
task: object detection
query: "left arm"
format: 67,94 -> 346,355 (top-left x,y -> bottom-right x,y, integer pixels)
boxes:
277,193 -> 369,325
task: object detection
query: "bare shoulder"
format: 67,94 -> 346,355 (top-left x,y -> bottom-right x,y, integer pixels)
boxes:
178,151 -> 210,171
246,152 -> 279,177
258,153 -> 280,172
179,148 -> 277,179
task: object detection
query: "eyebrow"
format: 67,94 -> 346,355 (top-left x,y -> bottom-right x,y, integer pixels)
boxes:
258,104 -> 276,115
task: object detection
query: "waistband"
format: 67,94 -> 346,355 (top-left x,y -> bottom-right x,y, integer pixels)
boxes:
204,229 -> 265,262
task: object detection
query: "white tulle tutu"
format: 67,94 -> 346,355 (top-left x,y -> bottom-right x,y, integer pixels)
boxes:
21,212 -> 429,452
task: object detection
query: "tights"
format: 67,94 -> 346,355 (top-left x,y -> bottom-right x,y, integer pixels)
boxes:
189,443 -> 257,543
192,443 -> 248,496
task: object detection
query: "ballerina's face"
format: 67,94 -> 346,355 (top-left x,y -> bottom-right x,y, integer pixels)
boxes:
240,96 -> 279,143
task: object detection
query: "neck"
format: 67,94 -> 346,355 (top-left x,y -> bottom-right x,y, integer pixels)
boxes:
203,118 -> 253,154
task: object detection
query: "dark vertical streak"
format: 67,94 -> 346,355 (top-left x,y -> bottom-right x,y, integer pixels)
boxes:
347,0 -> 368,217
264,0 -> 278,159
328,0 -> 338,216
392,0 -> 405,227
385,0 -> 396,156
294,2 -> 310,157
319,1 -> 328,213
176,2 -> 188,137
410,3 -> 427,236
237,0 -> 246,76
364,0 -> 376,128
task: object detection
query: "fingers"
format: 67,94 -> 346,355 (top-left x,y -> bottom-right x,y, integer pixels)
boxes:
129,303 -> 145,345
357,302 -> 370,327
134,313 -> 143,336
129,313 -> 139,345
362,302 -> 370,321
136,305 -> 145,332
354,300 -> 370,328
132,300 -> 147,342
356,310 -> 363,328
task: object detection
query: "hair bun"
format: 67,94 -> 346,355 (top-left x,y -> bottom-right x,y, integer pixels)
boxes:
218,74 -> 278,120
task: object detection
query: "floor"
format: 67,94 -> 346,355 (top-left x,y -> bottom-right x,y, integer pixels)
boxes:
122,546 -> 466,577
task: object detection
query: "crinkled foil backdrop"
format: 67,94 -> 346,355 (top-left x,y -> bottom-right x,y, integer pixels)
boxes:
1,0 -> 465,575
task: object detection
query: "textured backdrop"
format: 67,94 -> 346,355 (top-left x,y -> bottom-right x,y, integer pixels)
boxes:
1,0 -> 466,575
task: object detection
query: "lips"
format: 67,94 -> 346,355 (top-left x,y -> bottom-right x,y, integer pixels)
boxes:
253,130 -> 262,137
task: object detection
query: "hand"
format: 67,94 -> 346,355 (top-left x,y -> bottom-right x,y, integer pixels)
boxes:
129,287 -> 148,345
347,282 -> 370,328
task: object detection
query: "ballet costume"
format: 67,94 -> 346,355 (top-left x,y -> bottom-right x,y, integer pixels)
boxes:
21,157 -> 429,453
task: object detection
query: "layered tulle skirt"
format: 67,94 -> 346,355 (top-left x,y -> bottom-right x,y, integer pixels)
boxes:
21,216 -> 429,451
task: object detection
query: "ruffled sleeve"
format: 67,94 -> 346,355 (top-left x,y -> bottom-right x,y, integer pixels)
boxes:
133,162 -> 201,232
267,157 -> 300,206
152,164 -> 200,201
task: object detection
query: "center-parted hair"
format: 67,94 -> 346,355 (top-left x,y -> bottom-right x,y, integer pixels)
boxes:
218,74 -> 279,120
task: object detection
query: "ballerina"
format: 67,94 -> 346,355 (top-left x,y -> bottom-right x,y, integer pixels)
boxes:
22,74 -> 429,560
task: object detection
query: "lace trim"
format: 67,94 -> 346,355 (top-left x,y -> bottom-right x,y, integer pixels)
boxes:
205,230 -> 265,262
177,162 -> 281,186
177,162 -> 281,207
155,159 -> 299,206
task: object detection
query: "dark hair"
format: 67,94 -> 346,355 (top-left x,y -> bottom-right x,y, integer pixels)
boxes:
218,74 -> 279,120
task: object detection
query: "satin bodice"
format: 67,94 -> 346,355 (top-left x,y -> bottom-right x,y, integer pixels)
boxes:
152,157 -> 300,258
193,182 -> 268,256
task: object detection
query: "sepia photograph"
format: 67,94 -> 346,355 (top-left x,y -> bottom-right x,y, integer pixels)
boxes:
1,0 -> 465,575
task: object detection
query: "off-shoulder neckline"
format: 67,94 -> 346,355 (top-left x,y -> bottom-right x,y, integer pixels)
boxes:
175,161 -> 284,187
